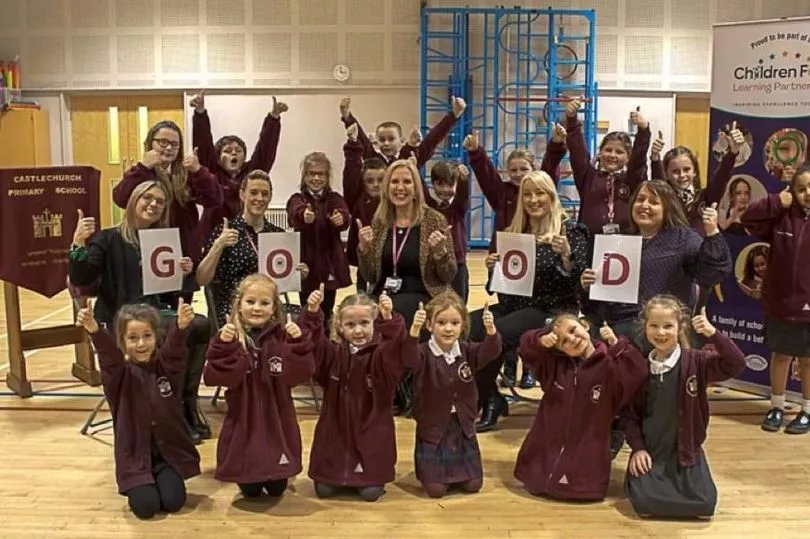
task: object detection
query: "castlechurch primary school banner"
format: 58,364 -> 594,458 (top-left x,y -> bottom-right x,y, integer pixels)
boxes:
707,17 -> 810,393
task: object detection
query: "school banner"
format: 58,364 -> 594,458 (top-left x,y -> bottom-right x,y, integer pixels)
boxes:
708,17 -> 810,392
0,166 -> 100,297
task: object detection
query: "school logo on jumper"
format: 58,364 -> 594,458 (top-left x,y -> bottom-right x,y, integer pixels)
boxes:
156,376 -> 173,398
267,356 -> 283,376
617,183 -> 630,200
457,361 -> 473,383
590,384 -> 604,403
686,374 -> 699,397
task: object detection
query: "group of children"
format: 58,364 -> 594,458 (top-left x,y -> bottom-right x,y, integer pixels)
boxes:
70,90 -> 810,521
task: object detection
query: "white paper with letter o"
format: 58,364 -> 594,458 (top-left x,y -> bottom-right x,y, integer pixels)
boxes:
490,232 -> 536,297
259,231 -> 300,293
139,228 -> 184,296
589,234 -> 642,304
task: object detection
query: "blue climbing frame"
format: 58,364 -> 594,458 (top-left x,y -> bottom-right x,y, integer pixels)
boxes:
420,6 -> 598,248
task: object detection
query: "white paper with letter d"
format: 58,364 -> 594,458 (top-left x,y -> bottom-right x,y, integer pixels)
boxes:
259,232 -> 300,293
490,232 -> 536,297
139,228 -> 183,296
589,234 -> 642,304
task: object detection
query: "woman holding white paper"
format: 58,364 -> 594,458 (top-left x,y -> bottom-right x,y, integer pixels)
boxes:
68,180 -> 213,443
470,171 -> 590,432
197,170 -> 308,327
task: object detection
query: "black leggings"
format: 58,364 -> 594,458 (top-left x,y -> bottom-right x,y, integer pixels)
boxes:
126,458 -> 186,519
238,478 -> 288,498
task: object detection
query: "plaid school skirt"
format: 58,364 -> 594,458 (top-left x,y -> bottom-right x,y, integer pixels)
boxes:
414,415 -> 483,485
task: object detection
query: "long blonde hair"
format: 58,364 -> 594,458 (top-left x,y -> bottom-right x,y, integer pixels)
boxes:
118,181 -> 170,246
330,293 -> 379,343
144,120 -> 191,207
638,294 -> 693,350
227,274 -> 284,350
505,170 -> 566,243
372,159 -> 427,228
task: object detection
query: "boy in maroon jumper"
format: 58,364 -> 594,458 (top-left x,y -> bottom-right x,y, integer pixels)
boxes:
343,123 -> 386,293
204,274 -> 315,499
76,301 -> 201,520
299,289 -> 409,502
338,95 -> 467,167
407,293 -> 502,498
189,90 -> 288,242
422,161 -> 471,301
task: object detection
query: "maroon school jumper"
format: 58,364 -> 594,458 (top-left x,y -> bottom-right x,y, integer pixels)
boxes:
343,138 -> 380,267
194,111 -> 282,243
286,190 -> 352,292
341,112 -> 458,167
299,309 -> 408,488
467,141 -> 566,252
90,326 -> 201,494
565,117 -> 650,235
422,177 -> 470,265
203,323 -> 315,484
620,332 -> 745,467
113,164 -> 223,265
651,151 -> 737,232
514,331 -> 647,501
742,194 -> 810,322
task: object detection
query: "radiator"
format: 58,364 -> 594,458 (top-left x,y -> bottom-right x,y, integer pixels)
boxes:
265,207 -> 289,230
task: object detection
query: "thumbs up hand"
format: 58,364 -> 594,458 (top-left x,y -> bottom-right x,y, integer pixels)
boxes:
357,219 -> 374,251
691,306 -> 715,337
176,297 -> 195,330
307,283 -> 324,313
463,131 -> 479,151
219,323 -> 237,343
346,122 -> 359,142
183,148 -> 201,173
779,185 -> 794,209
142,149 -> 162,169
271,96 -> 289,118
702,202 -> 719,236
727,121 -> 745,153
599,321 -> 618,346
216,218 -> 239,248
190,89 -> 205,112
630,106 -> 648,129
407,125 -> 423,147
482,301 -> 496,335
378,291 -> 393,320
565,96 -> 582,118
303,204 -> 316,224
75,303 -> 100,334
428,226 -> 451,258
285,313 -> 302,339
410,301 -> 427,337
451,96 -> 467,118
551,227 -> 571,258
329,208 -> 345,228
72,208 -> 96,247
339,96 -> 351,120
551,122 -> 567,143
651,130 -> 665,159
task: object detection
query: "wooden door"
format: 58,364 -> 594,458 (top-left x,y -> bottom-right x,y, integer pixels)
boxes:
675,96 -> 711,187
0,109 -> 51,167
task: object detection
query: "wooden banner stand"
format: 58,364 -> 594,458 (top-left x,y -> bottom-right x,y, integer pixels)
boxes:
3,281 -> 100,398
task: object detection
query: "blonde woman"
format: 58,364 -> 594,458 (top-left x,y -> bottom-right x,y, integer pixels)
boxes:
472,171 -> 590,432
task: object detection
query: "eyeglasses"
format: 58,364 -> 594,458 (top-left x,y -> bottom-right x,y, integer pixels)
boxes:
153,138 -> 180,150
141,193 -> 167,207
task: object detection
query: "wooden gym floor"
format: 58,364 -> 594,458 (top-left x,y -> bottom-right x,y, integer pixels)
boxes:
0,252 -> 808,538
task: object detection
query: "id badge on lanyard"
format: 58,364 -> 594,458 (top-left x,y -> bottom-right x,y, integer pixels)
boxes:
385,225 -> 410,294
602,175 -> 620,234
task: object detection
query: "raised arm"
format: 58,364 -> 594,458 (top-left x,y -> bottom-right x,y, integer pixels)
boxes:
518,328 -> 560,390
682,229 -> 732,287
606,337 -> 648,408
245,106 -> 283,172
279,325 -> 316,387
695,326 -> 746,384
187,166 -> 224,208
191,111 -> 218,172
286,193 -> 313,230
327,193 -> 351,233
369,312 -> 409,384
156,323 -> 190,379
204,331 -> 251,389
297,297 -> 340,387
468,332 -> 503,371
112,163 -> 157,209
564,116 -> 595,195
342,136 -> 366,210
540,139 -> 567,185
340,97 -> 377,160
741,192 -> 788,242
68,234 -> 106,288
626,124 -> 651,190
89,328 -> 126,401
466,135 -> 506,209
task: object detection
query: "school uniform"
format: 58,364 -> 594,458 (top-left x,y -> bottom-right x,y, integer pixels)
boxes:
466,141 -> 567,252
203,323 -> 315,493
113,164 -> 223,269
299,309 -> 408,491
193,110 -> 282,243
342,138 -> 380,292
90,326 -> 200,516
286,190 -> 352,322
411,333 -> 502,486
742,195 -> 810,356
620,332 -> 745,517
423,179 -> 470,301
513,331 -> 647,501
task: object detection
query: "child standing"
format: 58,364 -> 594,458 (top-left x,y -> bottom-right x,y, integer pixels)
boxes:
514,314 -> 647,501
621,296 -> 745,518
407,293 -> 502,498
299,288 -> 409,502
75,301 -> 200,519
286,152 -> 351,327
742,166 -> 810,434
203,274 -> 315,498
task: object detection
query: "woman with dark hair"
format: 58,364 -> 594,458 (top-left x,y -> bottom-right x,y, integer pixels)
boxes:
69,181 -> 214,443
719,176 -> 752,236
739,244 -> 769,300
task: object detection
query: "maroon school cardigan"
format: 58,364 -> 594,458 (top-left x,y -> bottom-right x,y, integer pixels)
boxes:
113,164 -> 223,264
91,326 -> 201,494
298,309 -> 408,488
286,190 -> 352,291
514,332 -> 647,501
467,140 -> 566,252
742,194 -> 810,322
342,138 -> 380,267
193,111 -> 282,243
410,333 -> 502,445
422,177 -> 470,264
566,117 -> 650,236
620,332 -> 745,468
203,322 -> 315,484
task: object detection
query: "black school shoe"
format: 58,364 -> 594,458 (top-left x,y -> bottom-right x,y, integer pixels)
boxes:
785,411 -> 810,434
761,407 -> 784,432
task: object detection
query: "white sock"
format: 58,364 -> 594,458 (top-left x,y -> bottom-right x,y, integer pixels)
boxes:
802,399 -> 810,414
771,394 -> 785,410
